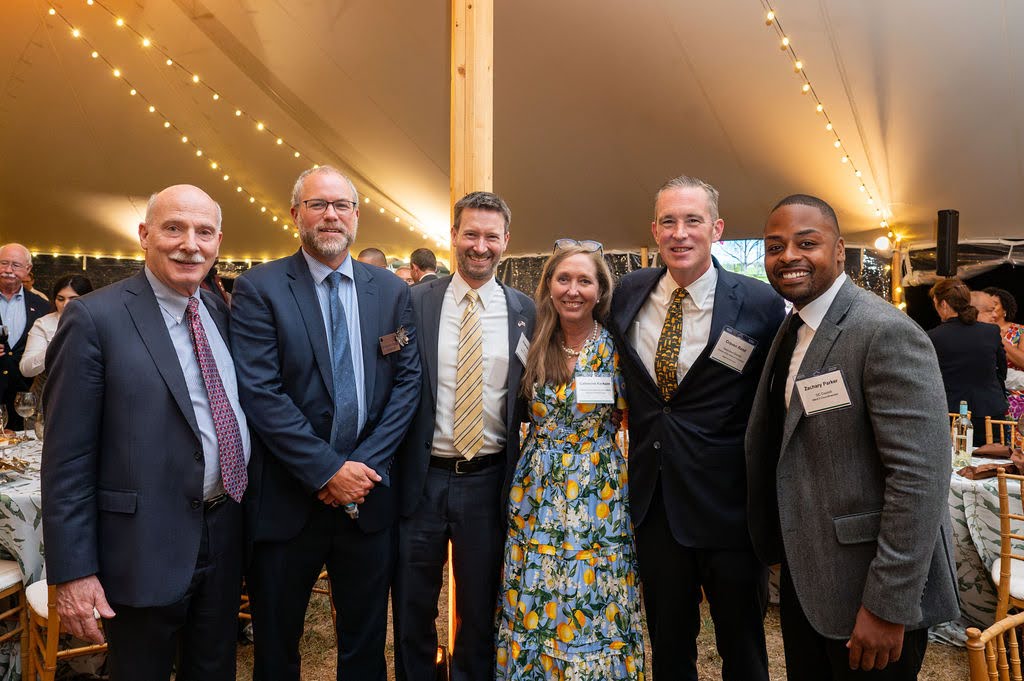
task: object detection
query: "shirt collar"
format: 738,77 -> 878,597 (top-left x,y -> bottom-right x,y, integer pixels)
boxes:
794,272 -> 847,332
450,271 -> 499,309
302,248 -> 354,285
0,286 -> 23,302
658,263 -> 718,310
145,266 -> 195,324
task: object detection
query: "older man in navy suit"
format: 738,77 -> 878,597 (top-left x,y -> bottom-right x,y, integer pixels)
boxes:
609,176 -> 785,681
0,243 -> 48,430
42,185 -> 250,680
231,166 -> 420,681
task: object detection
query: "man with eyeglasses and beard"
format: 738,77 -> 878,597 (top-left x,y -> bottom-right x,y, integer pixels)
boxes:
231,165 -> 421,680
0,244 -> 47,431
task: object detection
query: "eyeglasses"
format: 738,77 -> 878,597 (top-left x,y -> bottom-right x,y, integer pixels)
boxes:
553,238 -> 603,254
0,260 -> 28,271
301,199 -> 357,215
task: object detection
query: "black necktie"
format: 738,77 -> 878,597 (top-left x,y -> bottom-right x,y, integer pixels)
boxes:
766,314 -> 804,455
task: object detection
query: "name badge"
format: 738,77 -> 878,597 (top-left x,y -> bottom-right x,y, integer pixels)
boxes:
515,333 -> 530,365
379,326 -> 410,355
575,374 -> 614,404
795,367 -> 852,415
709,326 -> 757,373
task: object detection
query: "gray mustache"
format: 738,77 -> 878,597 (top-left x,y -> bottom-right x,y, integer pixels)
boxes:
169,252 -> 207,264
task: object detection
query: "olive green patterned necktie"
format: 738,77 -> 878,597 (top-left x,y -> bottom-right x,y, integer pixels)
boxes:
655,287 -> 687,401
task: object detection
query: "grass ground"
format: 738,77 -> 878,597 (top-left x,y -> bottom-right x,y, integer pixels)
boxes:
234,577 -> 967,680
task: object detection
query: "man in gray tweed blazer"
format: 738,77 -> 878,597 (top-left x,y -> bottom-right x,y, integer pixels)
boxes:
746,194 -> 959,679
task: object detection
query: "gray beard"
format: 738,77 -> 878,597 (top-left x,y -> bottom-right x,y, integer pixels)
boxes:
301,229 -> 352,259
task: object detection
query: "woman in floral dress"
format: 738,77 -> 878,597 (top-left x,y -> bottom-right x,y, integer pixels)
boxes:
496,241 -> 644,681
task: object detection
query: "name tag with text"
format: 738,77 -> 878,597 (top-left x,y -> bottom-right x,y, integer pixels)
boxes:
795,367 -> 852,415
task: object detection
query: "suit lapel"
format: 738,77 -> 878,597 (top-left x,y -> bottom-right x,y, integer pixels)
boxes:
286,252 -> 335,402
421,278 -> 451,407
779,279 -> 856,454
502,282 -> 530,423
123,273 -> 201,441
353,261 -> 378,403
613,268 -> 663,396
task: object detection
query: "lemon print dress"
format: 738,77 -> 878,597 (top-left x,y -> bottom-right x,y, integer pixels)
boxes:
496,327 -> 645,680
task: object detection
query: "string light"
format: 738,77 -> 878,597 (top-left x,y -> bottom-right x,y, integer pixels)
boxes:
46,1 -> 438,244
43,6 -> 293,237
759,0 -> 891,233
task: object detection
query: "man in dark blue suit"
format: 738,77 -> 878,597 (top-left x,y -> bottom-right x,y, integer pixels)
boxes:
0,243 -> 48,430
392,192 -> 535,681
42,185 -> 250,680
609,176 -> 785,681
231,166 -> 421,680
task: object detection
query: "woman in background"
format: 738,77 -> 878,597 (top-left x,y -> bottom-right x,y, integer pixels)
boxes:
19,274 -> 94,406
985,287 -> 1024,421
496,240 -> 644,681
928,278 -> 1006,445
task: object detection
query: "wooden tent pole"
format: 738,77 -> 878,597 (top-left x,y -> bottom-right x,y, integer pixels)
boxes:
448,0 -> 494,657
450,0 -> 494,271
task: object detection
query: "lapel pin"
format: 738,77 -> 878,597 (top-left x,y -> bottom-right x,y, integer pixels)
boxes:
517,320 -> 526,328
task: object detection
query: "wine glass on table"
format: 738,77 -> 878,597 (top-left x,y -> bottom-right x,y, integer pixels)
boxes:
14,392 -> 36,441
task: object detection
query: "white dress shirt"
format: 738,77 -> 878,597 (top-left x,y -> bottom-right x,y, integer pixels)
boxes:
785,272 -> 847,410
432,273 -> 510,458
146,268 -> 251,499
19,311 -> 58,377
634,265 -> 718,385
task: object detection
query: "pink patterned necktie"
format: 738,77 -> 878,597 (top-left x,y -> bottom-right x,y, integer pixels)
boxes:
185,297 -> 247,502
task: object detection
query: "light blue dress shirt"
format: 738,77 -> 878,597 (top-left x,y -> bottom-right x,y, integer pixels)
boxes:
301,250 -> 367,434
145,268 -> 251,499
0,288 -> 27,348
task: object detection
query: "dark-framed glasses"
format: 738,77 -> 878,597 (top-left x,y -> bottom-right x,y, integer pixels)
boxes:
553,238 -> 603,254
302,199 -> 357,215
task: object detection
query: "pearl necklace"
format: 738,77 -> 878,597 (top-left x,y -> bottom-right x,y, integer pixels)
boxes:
561,320 -> 600,357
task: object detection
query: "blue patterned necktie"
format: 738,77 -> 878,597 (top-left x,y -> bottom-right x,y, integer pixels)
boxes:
326,272 -> 359,453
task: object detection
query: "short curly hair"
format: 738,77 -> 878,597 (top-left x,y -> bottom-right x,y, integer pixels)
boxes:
984,287 -> 1018,322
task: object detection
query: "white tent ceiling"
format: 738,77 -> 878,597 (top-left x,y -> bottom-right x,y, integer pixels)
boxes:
2,0 -> 1023,262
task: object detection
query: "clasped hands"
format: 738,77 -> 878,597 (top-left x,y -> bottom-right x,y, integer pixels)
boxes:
316,460 -> 381,507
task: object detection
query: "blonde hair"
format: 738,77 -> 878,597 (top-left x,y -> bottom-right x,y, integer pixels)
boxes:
521,246 -> 613,396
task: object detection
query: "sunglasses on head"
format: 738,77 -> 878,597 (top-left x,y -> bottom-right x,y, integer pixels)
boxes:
553,238 -> 604,254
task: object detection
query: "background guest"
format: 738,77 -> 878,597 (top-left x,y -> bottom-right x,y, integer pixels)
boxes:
409,248 -> 438,284
394,266 -> 414,285
984,287 -> 1024,420
929,278 -> 1006,445
21,270 -> 48,301
357,247 -> 388,268
497,240 -> 644,679
0,243 -> 48,430
19,273 -> 94,406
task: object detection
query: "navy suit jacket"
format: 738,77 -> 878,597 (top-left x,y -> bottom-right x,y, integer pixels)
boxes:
231,250 -> 421,538
396,275 -> 535,517
1,287 -> 48,395
41,273 -> 232,607
609,260 -> 785,548
928,318 -> 1008,419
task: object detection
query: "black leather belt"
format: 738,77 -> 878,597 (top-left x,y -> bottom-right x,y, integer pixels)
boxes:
429,453 -> 503,475
204,493 -> 229,511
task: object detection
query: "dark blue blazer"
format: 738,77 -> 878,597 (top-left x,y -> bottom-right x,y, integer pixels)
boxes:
1,287 -> 48,395
927,318 -> 1007,419
395,275 -> 535,517
231,250 -> 421,538
42,272 -> 232,606
609,259 -> 785,548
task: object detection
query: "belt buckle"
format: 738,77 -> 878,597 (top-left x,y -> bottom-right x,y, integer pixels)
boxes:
454,458 -> 473,475
205,494 -> 228,511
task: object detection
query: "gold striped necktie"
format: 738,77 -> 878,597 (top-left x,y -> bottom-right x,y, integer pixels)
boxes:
655,287 -> 687,401
452,288 -> 484,459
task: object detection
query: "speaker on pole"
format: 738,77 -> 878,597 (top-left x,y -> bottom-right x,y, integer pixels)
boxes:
936,209 -> 959,277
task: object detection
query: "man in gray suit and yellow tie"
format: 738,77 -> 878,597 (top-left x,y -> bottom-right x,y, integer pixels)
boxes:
393,191 -> 535,681
746,194 -> 959,679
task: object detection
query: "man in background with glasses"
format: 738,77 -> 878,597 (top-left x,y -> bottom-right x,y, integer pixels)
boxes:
393,191 -> 535,681
0,243 -> 47,431
609,176 -> 785,681
231,165 -> 421,680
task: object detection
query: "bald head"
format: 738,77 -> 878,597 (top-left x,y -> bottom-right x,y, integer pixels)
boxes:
971,290 -> 997,324
145,185 -> 222,230
139,184 -> 223,297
